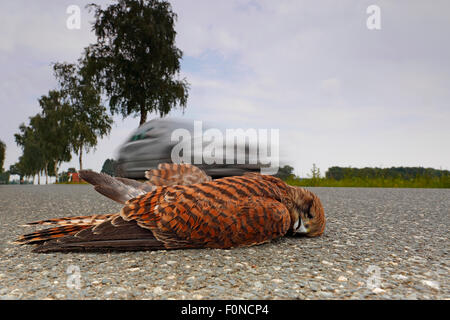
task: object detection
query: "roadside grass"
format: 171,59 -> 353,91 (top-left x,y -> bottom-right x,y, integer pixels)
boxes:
55,181 -> 88,185
286,176 -> 450,188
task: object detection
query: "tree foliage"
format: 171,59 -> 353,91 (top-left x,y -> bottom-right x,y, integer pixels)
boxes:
0,139 -> 5,173
14,91 -> 73,183
11,0 -> 189,181
309,163 -> 321,179
37,91 -> 73,179
14,121 -> 46,180
325,166 -> 450,181
84,0 -> 189,126
53,62 -> 112,170
0,171 -> 10,184
9,158 -> 27,183
12,61 -> 113,180
101,158 -> 116,176
274,165 -> 294,181
0,139 -> 8,183
286,165 -> 450,189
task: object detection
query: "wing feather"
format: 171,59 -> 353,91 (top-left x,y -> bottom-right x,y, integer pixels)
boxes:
79,170 -> 148,204
79,164 -> 211,204
145,163 -> 211,186
120,176 -> 292,249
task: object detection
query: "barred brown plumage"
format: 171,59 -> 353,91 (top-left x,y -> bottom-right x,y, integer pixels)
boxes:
15,163 -> 326,252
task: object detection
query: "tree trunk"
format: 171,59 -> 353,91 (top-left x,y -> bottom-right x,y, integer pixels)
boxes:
37,172 -> 41,185
32,175 -> 35,185
54,160 -> 59,183
139,106 -> 147,126
79,146 -> 83,171
44,163 -> 48,184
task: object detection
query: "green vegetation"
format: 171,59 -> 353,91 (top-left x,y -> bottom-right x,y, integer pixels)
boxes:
8,0 -> 189,184
274,164 -> 295,180
14,92 -> 71,183
0,140 -> 9,184
84,0 -> 189,126
58,168 -> 77,183
325,166 -> 449,181
101,159 -> 116,177
53,62 -> 112,170
284,165 -> 450,189
12,78 -> 111,183
0,139 -> 5,172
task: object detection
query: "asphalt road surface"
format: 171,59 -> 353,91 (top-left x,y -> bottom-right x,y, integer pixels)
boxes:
0,184 -> 448,300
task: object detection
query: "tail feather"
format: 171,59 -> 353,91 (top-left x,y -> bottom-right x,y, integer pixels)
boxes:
24,213 -> 115,227
17,213 -> 120,245
31,216 -> 167,253
15,225 -> 91,244
33,239 -> 167,253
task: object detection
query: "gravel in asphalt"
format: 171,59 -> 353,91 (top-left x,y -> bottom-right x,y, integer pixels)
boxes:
0,185 -> 448,299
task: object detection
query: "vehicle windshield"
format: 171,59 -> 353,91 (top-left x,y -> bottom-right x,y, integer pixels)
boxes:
128,126 -> 153,142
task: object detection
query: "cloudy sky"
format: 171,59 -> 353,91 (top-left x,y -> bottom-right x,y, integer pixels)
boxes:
1,0 -> 449,179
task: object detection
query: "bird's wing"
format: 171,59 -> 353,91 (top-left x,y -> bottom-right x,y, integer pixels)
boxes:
121,184 -> 292,249
115,176 -> 156,192
79,170 -> 150,204
78,164 -> 211,204
20,175 -> 291,252
145,163 -> 212,186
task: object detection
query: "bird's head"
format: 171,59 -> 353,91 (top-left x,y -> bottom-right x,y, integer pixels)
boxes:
286,186 -> 326,237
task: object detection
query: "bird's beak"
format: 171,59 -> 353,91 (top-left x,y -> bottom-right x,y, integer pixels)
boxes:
295,219 -> 309,235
